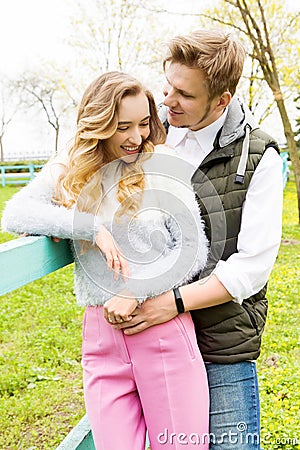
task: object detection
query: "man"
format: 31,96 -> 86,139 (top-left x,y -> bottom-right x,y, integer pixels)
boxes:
115,29 -> 283,449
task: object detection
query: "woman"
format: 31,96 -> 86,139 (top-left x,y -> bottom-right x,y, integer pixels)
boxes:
2,72 -> 209,450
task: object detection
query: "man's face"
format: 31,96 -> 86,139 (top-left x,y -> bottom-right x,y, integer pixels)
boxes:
163,62 -> 224,131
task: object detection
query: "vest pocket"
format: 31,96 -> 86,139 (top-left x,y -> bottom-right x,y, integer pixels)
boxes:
242,304 -> 259,335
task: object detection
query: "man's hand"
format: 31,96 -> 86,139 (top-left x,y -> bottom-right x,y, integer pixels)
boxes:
113,290 -> 177,335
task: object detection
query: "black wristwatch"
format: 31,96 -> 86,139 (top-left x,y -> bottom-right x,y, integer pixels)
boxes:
173,287 -> 185,314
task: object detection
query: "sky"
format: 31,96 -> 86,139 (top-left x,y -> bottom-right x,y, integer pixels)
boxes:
1,0 -> 297,75
0,0 -> 207,77
0,0 -> 69,76
0,0 -> 206,158
0,0 -> 73,158
0,0 -> 299,158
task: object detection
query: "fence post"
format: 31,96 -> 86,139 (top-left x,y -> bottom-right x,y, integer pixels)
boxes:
29,163 -> 35,180
280,151 -> 290,189
1,166 -> 6,187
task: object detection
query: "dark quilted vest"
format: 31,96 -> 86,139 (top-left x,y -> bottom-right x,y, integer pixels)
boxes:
191,128 -> 279,363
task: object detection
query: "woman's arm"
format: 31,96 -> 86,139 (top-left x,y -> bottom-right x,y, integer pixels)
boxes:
1,159 -> 100,241
2,157 -> 130,280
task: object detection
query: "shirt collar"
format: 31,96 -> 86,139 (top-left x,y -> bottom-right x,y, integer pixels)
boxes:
166,108 -> 228,152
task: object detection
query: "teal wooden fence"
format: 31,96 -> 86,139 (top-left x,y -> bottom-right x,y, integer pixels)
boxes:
0,164 -> 44,187
0,236 -> 96,449
0,151 -> 290,187
280,151 -> 290,188
0,153 -> 290,189
0,236 -> 151,449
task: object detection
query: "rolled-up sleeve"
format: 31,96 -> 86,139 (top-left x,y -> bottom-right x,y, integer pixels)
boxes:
214,147 -> 283,304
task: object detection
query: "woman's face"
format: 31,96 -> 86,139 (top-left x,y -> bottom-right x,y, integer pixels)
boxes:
105,92 -> 151,163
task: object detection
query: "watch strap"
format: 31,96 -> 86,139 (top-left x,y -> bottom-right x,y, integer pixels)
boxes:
173,287 -> 185,314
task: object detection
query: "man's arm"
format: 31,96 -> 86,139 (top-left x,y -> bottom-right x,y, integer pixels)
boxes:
115,147 -> 283,335
115,274 -> 232,335
213,147 -> 283,302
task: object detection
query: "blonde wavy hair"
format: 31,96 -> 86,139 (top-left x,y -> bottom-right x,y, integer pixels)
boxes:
54,71 -> 166,218
163,29 -> 246,100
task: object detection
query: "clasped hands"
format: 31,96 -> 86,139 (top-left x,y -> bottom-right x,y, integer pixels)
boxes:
96,225 -> 138,326
28,225 -> 177,332
103,291 -> 139,325
96,225 -> 177,330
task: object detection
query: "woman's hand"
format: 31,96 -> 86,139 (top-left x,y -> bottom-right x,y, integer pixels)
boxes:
20,233 -> 61,243
103,291 -> 138,324
112,290 -> 177,334
95,224 -> 130,281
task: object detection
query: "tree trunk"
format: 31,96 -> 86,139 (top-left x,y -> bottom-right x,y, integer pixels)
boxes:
275,96 -> 300,223
0,136 -> 4,162
54,126 -> 59,155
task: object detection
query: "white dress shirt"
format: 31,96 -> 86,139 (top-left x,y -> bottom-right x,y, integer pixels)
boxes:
166,112 -> 283,304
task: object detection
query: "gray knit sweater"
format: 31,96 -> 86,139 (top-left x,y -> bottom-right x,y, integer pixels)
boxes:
1,146 -> 208,306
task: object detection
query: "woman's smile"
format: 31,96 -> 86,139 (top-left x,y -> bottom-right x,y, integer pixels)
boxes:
121,145 -> 140,155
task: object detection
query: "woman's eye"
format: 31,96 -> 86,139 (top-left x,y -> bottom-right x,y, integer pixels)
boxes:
117,127 -> 128,131
140,122 -> 150,127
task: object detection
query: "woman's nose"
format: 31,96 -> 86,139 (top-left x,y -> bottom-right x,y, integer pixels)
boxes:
128,128 -> 142,145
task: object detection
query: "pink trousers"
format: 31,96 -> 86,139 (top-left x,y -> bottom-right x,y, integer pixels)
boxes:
82,306 -> 209,450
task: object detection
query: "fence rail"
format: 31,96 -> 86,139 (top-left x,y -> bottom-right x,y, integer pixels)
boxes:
0,164 -> 44,187
0,236 -> 96,449
0,152 -> 291,188
0,236 -> 151,449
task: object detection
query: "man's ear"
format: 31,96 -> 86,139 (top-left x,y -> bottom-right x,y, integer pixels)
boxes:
217,91 -> 231,109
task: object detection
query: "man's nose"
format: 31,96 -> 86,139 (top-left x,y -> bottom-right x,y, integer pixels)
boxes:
163,88 -> 176,107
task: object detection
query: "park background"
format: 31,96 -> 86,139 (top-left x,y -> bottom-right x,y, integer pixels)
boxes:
0,0 -> 299,448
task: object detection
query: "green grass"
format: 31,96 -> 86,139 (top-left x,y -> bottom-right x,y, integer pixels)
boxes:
0,270 -> 85,449
257,178 -> 300,449
0,186 -> 22,244
0,186 -> 85,449
0,180 -> 299,449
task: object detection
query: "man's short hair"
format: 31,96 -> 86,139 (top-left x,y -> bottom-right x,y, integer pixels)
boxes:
163,29 -> 246,99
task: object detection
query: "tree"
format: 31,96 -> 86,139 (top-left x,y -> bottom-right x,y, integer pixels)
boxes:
66,0 -> 201,97
294,95 -> 300,149
0,80 -> 18,162
199,0 -> 300,222
67,0 -> 167,92
14,67 -> 77,155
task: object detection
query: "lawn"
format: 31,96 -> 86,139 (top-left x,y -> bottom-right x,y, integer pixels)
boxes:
0,186 -> 85,449
257,178 -> 300,449
0,180 -> 299,449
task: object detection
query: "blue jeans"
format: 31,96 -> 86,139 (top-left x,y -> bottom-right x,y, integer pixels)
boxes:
205,361 -> 262,450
